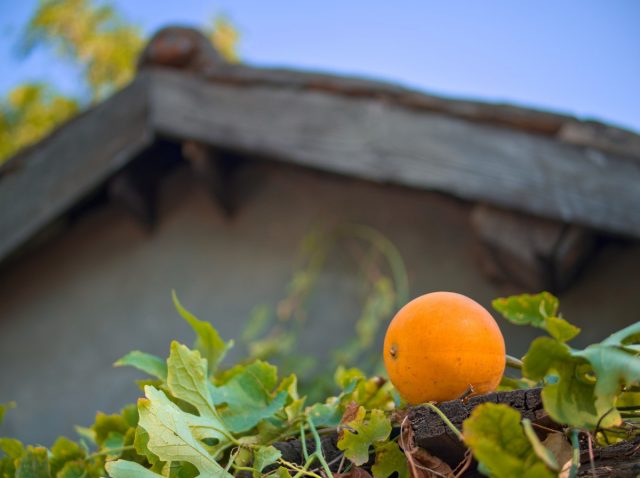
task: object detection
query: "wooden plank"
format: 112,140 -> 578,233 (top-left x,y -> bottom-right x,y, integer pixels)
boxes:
0,76 -> 153,262
149,70 -> 640,237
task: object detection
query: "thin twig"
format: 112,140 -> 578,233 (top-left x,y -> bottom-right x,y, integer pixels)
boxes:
587,432 -> 596,477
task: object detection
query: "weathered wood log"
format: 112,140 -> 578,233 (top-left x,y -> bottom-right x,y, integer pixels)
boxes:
577,436 -> 640,477
269,388 -> 639,477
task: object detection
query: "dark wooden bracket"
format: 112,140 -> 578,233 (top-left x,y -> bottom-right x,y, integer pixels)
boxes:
182,140 -> 246,216
471,204 -> 596,292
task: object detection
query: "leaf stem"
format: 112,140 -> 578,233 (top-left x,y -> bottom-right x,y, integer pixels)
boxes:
87,445 -> 135,459
423,402 -> 463,441
308,417 -> 333,478
506,355 -> 523,370
300,422 -> 310,461
568,429 -> 580,478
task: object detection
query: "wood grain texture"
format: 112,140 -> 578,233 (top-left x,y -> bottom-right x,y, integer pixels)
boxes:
149,70 -> 640,237
0,76 -> 152,262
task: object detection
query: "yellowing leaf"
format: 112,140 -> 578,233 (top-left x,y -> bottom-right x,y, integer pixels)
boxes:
371,441 -> 408,478
463,403 -> 555,478
138,386 -> 233,478
15,446 -> 50,478
337,407 -> 391,466
493,292 -> 579,343
167,341 -> 219,419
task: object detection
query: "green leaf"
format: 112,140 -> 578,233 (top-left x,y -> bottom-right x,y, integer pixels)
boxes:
0,401 -> 15,426
521,419 -> 558,471
337,407 -> 391,466
106,460 -> 164,478
57,461 -> 97,478
166,341 -> 221,421
493,292 -> 558,326
523,337 -> 599,428
462,403 -> 555,478
252,445 -> 281,475
0,438 -> 24,459
15,446 -> 50,478
92,412 -> 130,447
74,426 -> 96,445
210,360 -> 288,433
574,322 -> 640,428
49,437 -> 85,476
104,432 -> 125,458
115,351 -> 168,381
544,316 -> 581,343
172,291 -> 233,375
138,386 -> 233,477
371,441 -> 408,478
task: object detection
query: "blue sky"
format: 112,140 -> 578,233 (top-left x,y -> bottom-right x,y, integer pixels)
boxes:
1,0 -> 639,131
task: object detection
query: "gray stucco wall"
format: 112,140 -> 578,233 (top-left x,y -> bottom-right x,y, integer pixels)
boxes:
1,162 -> 639,445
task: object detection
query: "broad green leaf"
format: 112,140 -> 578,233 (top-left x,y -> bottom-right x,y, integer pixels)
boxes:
210,360 -> 288,433
544,316 -> 581,343
0,437 -> 24,458
166,341 -> 220,420
337,407 -> 391,466
523,337 -> 599,428
74,426 -> 96,445
0,401 -> 15,426
104,432 -> 125,458
492,292 -> 558,327
138,386 -> 232,478
49,437 -> 85,476
493,293 -> 579,342
573,322 -> 640,428
371,441 -> 408,478
462,403 -> 554,478
106,460 -> 164,478
57,461 -> 94,478
172,291 -> 233,375
115,351 -> 168,381
305,401 -> 343,428
133,426 -> 161,470
521,419 -> 558,471
252,445 -> 281,475
92,412 -> 130,447
15,446 -> 50,478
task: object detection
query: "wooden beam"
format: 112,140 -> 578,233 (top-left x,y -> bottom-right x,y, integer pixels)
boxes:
0,76 -> 153,262
149,70 -> 640,238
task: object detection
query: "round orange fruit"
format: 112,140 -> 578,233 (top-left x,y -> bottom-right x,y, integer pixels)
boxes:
383,291 -> 505,404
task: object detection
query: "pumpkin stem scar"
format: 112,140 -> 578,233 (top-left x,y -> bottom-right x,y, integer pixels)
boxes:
390,343 -> 398,359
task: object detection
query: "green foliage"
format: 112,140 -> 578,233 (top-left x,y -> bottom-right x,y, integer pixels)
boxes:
23,0 -> 144,101
371,441 -> 408,478
242,225 -> 409,399
114,351 -> 168,381
0,84 -> 78,162
463,403 -> 555,478
1,0 -> 242,165
337,407 -> 391,465
172,292 -> 234,376
495,292 -> 640,430
493,292 -> 580,343
208,15 -> 241,64
1,287 -> 639,477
